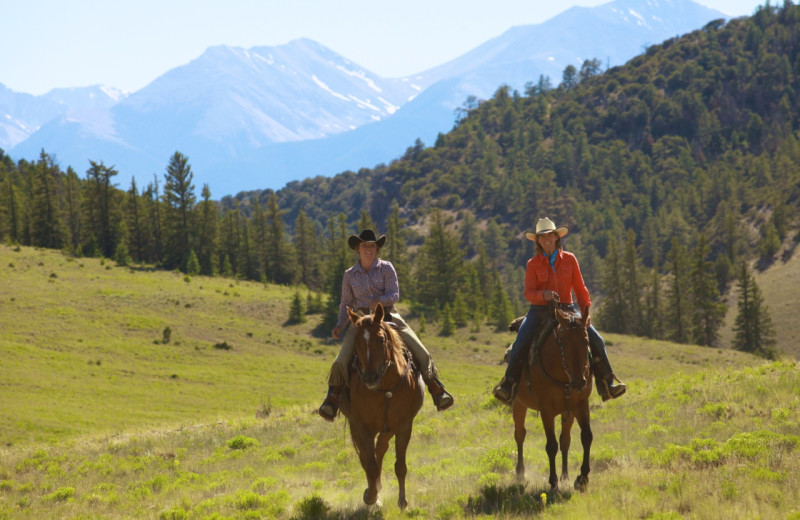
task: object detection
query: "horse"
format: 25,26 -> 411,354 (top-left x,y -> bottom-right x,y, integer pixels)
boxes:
338,303 -> 425,510
511,304 -> 594,491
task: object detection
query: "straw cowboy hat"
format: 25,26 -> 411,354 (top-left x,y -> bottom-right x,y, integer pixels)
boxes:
348,229 -> 387,250
525,217 -> 568,242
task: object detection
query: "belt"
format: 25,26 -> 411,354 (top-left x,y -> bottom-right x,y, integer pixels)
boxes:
357,305 -> 395,315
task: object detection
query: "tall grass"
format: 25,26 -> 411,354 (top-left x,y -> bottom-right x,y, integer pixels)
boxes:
1,245 -> 798,519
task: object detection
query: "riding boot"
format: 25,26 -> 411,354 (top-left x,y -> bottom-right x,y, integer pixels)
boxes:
492,376 -> 517,405
422,375 -> 454,411
318,385 -> 343,421
589,339 -> 626,401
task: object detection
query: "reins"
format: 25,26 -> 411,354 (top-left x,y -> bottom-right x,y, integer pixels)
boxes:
535,296 -> 589,411
354,321 -> 413,433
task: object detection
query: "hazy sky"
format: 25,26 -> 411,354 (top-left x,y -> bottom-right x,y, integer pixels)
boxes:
1,0 -> 768,96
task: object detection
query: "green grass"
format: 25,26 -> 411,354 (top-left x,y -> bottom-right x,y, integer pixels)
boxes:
1,244 -> 799,519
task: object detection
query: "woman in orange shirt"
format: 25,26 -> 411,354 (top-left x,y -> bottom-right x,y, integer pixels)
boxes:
493,218 -> 626,403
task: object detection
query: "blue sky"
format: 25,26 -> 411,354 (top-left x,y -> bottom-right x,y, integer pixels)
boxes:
1,0 -> 768,96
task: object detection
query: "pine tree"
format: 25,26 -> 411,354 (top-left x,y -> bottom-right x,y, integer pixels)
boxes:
323,214 -> 351,331
126,177 -> 148,263
622,229 -> 645,335
63,167 -> 82,254
162,152 -> 196,271
196,184 -> 218,276
732,262 -> 776,358
492,281 -> 514,332
598,238 -> 626,333
385,201 -> 411,300
185,249 -> 200,276
689,236 -> 727,346
414,209 -> 464,313
288,290 -> 306,324
29,151 -> 63,250
84,160 -> 120,258
439,303 -> 455,336
293,209 -> 317,289
264,192 -> 295,284
356,210 -> 374,232
665,237 -> 691,343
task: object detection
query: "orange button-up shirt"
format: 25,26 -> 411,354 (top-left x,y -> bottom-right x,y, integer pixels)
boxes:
524,250 -> 591,309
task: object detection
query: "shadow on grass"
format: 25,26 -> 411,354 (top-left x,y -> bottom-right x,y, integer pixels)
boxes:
463,483 -> 571,517
292,495 -> 384,520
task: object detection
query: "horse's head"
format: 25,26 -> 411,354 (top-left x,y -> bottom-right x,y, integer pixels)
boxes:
347,303 -> 396,391
553,306 -> 591,392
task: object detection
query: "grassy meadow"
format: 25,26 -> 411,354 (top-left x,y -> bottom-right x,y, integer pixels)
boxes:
1,244 -> 799,519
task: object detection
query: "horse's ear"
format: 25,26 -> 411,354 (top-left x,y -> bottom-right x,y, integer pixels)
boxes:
555,308 -> 569,326
373,303 -> 385,324
347,306 -> 360,324
581,306 -> 591,329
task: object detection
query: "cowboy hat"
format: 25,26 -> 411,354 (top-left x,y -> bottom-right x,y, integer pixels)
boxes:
348,229 -> 387,250
525,217 -> 568,241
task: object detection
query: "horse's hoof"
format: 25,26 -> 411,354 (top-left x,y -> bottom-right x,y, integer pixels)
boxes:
363,488 -> 378,505
574,474 -> 589,492
398,497 -> 408,511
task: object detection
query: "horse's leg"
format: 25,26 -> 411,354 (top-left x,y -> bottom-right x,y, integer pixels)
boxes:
394,423 -> 413,511
559,412 -> 575,483
352,426 -> 381,505
573,399 -> 593,492
540,411 -> 559,490
512,400 -> 528,481
373,431 -> 393,502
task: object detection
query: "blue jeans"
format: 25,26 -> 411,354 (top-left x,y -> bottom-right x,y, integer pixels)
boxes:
504,304 -> 608,380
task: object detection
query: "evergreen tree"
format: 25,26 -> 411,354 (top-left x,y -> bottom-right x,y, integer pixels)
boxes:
491,280 -> 514,331
293,209 -> 317,289
414,209 -> 464,313
732,262 -> 776,358
439,303 -> 455,336
126,177 -> 148,262
323,214 -> 351,331
142,175 -> 164,264
689,235 -> 727,346
288,290 -> 306,324
264,192 -> 295,284
196,184 -> 218,276
29,151 -> 63,250
84,160 -> 120,258
162,151 -> 196,271
113,241 -> 131,267
665,237 -> 691,343
385,201 -> 411,299
63,167 -> 82,253
356,210 -> 374,232
185,249 -> 200,276
598,238 -> 626,333
643,250 -> 664,339
621,229 -> 645,335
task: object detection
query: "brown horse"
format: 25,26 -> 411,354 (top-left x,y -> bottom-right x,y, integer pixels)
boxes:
512,305 -> 593,491
339,303 -> 425,510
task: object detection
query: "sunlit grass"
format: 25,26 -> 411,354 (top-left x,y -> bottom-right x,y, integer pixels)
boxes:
1,245 -> 799,519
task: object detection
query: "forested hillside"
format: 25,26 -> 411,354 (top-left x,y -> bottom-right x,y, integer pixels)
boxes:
1,4 -> 798,355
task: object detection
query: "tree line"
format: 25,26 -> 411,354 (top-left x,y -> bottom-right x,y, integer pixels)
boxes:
5,4 -> 795,356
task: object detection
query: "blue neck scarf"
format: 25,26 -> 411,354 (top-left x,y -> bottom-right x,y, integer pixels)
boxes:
546,250 -> 558,270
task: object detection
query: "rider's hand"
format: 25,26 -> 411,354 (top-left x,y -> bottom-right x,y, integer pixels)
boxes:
543,290 -> 554,301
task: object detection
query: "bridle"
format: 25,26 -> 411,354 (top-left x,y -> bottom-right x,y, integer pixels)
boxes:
538,299 -> 590,406
353,321 -> 413,432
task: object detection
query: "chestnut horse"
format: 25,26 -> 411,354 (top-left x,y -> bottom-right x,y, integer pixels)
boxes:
511,304 -> 593,491
339,303 -> 425,510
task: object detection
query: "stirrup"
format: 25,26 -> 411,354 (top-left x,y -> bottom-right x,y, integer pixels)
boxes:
493,378 -> 516,404
433,389 -> 454,411
598,375 -> 626,402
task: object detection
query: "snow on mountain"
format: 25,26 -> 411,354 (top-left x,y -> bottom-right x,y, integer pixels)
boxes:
8,0 -> 727,195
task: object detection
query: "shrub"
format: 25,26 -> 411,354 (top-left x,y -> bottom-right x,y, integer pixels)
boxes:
44,486 -> 75,502
213,341 -> 233,350
227,436 -> 259,450
292,494 -> 330,520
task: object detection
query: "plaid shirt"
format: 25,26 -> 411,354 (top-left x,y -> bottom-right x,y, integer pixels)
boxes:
336,258 -> 399,330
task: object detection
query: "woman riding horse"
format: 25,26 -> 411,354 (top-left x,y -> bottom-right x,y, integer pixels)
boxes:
319,229 -> 454,420
494,217 -> 626,404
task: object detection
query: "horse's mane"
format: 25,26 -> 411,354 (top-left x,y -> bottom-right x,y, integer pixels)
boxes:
356,315 -> 406,365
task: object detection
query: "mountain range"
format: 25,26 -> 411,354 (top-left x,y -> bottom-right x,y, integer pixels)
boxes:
4,0 -> 726,197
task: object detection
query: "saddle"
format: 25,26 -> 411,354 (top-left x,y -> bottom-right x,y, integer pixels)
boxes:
504,303 -> 590,368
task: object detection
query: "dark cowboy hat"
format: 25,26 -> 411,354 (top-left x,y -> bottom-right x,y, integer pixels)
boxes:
348,229 -> 387,250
